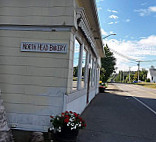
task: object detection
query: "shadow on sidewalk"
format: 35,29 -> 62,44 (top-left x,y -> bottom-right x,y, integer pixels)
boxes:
77,91 -> 156,142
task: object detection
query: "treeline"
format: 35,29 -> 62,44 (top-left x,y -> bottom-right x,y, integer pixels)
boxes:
114,69 -> 150,83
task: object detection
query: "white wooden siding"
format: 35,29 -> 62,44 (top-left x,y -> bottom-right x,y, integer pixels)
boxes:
0,30 -> 71,131
0,0 -> 76,26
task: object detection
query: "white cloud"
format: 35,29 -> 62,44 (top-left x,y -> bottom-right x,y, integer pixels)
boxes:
107,9 -> 118,13
97,7 -> 102,11
109,15 -> 119,19
101,28 -> 108,36
112,10 -> 118,13
108,21 -> 119,25
149,6 -> 156,12
96,0 -> 104,3
101,29 -> 116,38
126,19 -> 130,22
114,21 -> 119,24
110,31 -> 115,34
139,37 -> 146,39
134,9 -> 149,16
135,6 -> 156,16
104,35 -> 156,71
139,35 -> 156,47
108,22 -> 114,25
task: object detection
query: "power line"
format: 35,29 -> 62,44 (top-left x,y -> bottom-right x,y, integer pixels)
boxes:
109,47 -> 156,81
109,48 -> 156,63
109,48 -> 138,62
139,60 -> 156,62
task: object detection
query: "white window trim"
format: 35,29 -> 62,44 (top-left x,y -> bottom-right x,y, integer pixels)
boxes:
72,36 -> 97,92
84,51 -> 89,88
77,43 -> 84,90
72,38 -> 80,91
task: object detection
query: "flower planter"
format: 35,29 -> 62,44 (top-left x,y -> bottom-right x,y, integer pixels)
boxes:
50,111 -> 86,142
54,127 -> 79,142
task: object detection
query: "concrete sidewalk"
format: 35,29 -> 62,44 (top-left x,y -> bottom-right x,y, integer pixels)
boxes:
77,84 -> 156,142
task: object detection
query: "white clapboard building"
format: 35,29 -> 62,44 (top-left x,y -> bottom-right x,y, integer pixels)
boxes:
147,66 -> 156,83
0,0 -> 104,132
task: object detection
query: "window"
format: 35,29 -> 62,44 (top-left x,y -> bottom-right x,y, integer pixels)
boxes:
94,61 -> 97,87
92,59 -> 95,86
89,55 -> 92,87
81,49 -> 87,88
72,39 -> 80,90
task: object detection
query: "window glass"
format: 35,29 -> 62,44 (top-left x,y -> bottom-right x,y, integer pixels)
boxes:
94,61 -> 97,86
90,56 -> 93,87
81,49 -> 87,88
92,59 -> 95,86
72,39 -> 80,90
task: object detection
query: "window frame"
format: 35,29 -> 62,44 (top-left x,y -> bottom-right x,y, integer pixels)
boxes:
72,38 -> 81,91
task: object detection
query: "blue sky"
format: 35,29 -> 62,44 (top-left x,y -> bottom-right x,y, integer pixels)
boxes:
96,0 -> 156,72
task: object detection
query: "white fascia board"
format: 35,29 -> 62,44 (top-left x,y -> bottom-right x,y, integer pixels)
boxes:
76,8 -> 98,58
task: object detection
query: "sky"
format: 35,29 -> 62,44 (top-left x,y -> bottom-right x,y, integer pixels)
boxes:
96,0 -> 156,72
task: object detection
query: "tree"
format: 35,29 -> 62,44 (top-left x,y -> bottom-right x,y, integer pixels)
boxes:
133,69 -> 148,81
100,68 -> 106,82
133,71 -> 138,81
73,66 -> 78,77
140,69 -> 148,81
100,44 -> 116,82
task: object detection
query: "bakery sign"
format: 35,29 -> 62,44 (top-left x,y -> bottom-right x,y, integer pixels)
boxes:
21,42 -> 68,53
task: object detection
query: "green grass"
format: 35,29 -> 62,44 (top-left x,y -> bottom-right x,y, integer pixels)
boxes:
136,82 -> 156,89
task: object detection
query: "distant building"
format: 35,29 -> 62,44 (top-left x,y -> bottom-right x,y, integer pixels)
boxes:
147,66 -> 156,83
0,0 -> 104,132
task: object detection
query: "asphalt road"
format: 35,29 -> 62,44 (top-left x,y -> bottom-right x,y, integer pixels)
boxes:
77,83 -> 156,142
115,83 -> 156,114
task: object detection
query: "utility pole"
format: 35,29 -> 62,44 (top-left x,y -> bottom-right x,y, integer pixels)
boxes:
120,71 -> 122,82
137,61 -> 140,82
129,67 -> 131,82
123,71 -> 124,82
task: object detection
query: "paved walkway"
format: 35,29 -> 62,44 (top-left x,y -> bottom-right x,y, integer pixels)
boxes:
77,84 -> 156,142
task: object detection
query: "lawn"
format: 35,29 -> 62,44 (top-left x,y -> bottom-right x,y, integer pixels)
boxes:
136,82 -> 156,89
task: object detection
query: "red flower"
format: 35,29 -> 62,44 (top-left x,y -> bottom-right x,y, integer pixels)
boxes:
65,111 -> 69,114
61,113 -> 65,116
78,116 -> 82,121
50,115 -> 53,118
65,115 -> 69,118
84,124 -> 87,127
64,118 -> 69,123
74,112 -> 78,117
